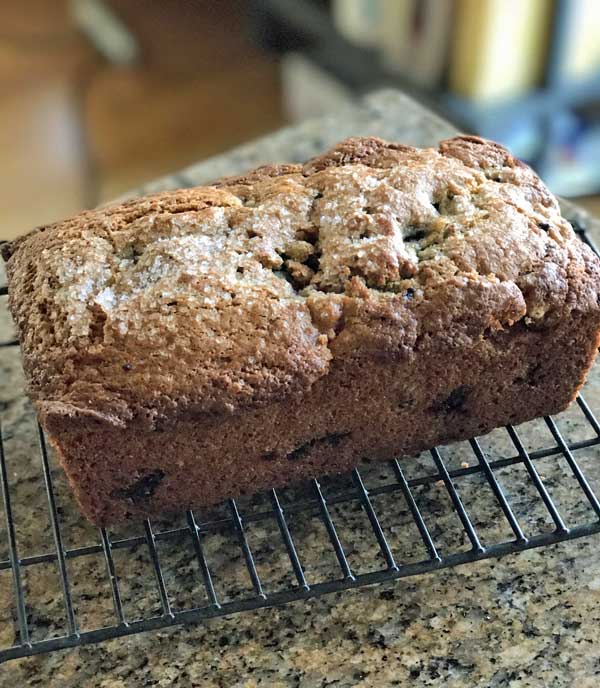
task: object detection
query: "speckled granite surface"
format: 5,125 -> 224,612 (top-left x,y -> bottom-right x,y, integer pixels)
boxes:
2,90 -> 600,687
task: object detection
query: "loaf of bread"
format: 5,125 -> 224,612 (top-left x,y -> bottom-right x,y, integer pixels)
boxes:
4,136 -> 600,525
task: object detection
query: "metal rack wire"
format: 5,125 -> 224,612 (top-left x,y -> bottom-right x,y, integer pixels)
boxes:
0,220 -> 599,663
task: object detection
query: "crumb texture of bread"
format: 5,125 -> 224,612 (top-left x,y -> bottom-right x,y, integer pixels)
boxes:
4,136 -> 600,523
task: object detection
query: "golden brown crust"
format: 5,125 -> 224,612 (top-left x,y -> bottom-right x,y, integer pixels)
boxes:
3,136 -> 600,437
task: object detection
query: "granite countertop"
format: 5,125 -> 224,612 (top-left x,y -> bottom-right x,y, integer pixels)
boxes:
2,90 -> 600,687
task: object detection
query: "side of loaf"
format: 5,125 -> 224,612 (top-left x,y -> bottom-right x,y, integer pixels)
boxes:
3,136 -> 600,525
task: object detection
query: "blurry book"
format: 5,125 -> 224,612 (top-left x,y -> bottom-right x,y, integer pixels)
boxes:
380,0 -> 453,88
280,52 -> 354,123
448,0 -> 551,102
559,0 -> 600,80
332,0 -> 383,48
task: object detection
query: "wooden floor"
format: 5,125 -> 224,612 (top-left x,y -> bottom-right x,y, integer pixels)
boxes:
0,0 -> 285,239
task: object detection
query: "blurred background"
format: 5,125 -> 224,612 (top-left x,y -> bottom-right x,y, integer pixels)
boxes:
2,0 -> 600,239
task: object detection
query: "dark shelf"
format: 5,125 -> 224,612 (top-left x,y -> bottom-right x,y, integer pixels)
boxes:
252,0 -> 600,136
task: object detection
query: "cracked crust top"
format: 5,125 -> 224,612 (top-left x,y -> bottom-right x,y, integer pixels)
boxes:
3,136 -> 600,428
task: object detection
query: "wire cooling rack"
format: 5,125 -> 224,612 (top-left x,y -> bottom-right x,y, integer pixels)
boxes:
0,221 -> 600,663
